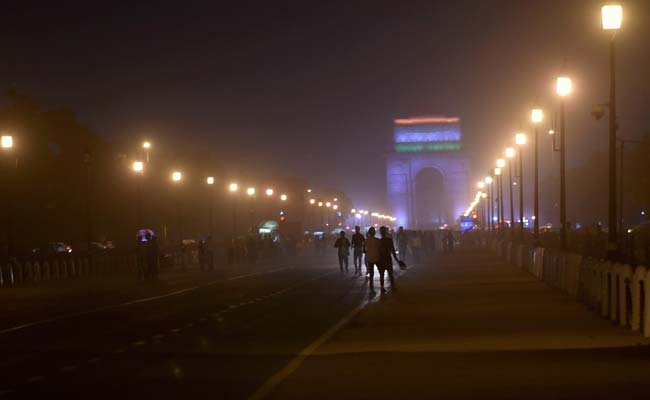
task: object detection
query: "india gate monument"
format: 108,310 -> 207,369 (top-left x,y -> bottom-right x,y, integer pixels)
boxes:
386,116 -> 471,229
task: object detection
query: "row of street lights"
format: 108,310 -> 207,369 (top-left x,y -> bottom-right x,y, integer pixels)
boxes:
467,4 -> 623,255
130,141 -> 290,242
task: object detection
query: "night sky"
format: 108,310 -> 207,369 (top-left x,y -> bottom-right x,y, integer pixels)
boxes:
1,0 -> 648,210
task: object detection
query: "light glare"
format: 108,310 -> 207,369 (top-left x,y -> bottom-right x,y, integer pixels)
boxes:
133,161 -> 144,173
172,171 -> 182,182
496,158 -> 506,168
531,109 -> 543,123
515,133 -> 527,145
505,147 -> 515,158
1,135 -> 13,149
602,4 -> 622,30
556,76 -> 572,97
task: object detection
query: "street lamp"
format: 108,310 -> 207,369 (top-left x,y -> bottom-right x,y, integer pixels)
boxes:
229,182 -> 239,237
326,202 -> 331,208
556,76 -> 572,250
515,133 -> 527,241
505,147 -> 516,236
280,194 -> 288,201
266,188 -> 274,196
485,176 -> 493,231
132,161 -> 144,173
207,177 -> 215,237
2,134 -> 15,259
531,108 -> 543,241
495,166 -> 504,235
142,141 -> 151,163
1,135 -> 13,149
247,187 -> 256,196
602,3 -> 622,258
132,161 -> 144,229
309,198 -> 316,204
171,171 -> 183,246
556,75 -> 572,250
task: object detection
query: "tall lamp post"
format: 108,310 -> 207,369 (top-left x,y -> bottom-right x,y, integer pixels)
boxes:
229,183 -> 239,237
485,176 -> 494,231
142,141 -> 151,163
481,192 -> 487,230
494,168 -> 502,234
477,181 -> 486,229
133,161 -> 144,229
207,177 -> 215,238
171,171 -> 183,245
246,187 -> 256,232
515,133 -> 527,241
505,147 -> 516,237
1,135 -> 15,260
531,108 -> 543,241
602,3 -> 622,258
497,159 -> 506,235
556,76 -> 572,250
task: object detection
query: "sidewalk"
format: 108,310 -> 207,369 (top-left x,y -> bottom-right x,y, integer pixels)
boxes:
267,249 -> 650,399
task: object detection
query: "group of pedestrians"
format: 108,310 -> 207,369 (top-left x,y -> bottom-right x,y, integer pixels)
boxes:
334,225 -> 403,293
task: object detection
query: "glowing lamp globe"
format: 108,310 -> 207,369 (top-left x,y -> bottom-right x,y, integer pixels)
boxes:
556,77 -> 572,97
133,161 -> 144,173
1,135 -> 14,149
515,133 -> 527,146
602,4 -> 622,30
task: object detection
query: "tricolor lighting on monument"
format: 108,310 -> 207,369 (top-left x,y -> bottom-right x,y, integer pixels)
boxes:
393,116 -> 462,153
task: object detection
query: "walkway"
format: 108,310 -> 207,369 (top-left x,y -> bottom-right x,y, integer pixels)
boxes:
265,249 -> 650,399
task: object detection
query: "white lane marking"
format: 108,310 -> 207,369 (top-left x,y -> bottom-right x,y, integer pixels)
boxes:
0,265 -> 293,335
132,341 -> 146,347
248,266 -> 410,400
152,334 -> 165,340
26,375 -> 45,383
87,357 -> 102,363
170,328 -> 181,333
248,298 -> 374,400
113,348 -> 126,353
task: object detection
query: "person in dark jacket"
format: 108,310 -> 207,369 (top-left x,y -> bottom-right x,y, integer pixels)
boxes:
334,231 -> 351,273
378,226 -> 402,293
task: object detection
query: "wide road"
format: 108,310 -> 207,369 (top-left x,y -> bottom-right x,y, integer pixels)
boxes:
0,257 -> 392,398
3,250 -> 650,399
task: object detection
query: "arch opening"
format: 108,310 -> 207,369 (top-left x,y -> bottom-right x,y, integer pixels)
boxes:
414,167 -> 445,229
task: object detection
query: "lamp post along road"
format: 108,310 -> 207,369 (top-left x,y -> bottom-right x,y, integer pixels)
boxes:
603,4 -> 622,257
557,76 -> 572,250
515,133 -> 527,241
505,148 -> 515,238
532,108 -> 543,241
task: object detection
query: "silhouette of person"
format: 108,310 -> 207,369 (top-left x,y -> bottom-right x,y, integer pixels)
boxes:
351,226 -> 365,276
334,231 -> 351,273
378,226 -> 401,293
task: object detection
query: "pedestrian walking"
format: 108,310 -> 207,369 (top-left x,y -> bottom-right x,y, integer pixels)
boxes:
351,226 -> 365,275
334,231 -> 351,273
378,226 -> 402,293
365,227 -> 380,292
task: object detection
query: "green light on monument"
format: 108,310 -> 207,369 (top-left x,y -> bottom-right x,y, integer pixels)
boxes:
394,142 -> 461,152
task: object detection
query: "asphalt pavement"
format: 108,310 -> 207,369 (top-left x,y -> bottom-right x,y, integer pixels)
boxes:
2,250 -> 650,399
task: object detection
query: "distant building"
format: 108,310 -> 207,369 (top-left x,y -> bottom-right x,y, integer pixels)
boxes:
386,116 -> 470,229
